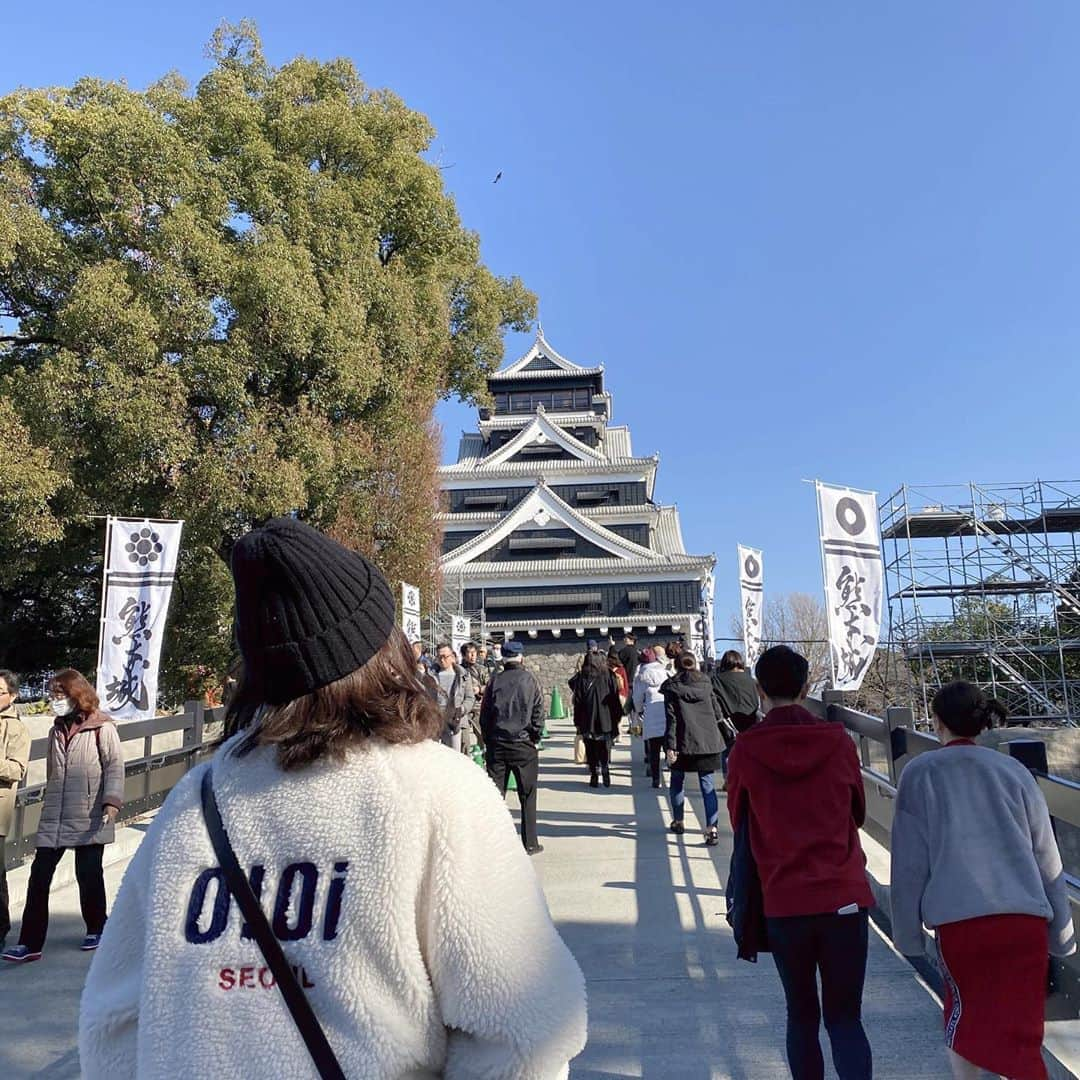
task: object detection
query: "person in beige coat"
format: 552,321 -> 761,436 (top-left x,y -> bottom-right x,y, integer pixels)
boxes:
3,668 -> 124,963
0,670 -> 31,946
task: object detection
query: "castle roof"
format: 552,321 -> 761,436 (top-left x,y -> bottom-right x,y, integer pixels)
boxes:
487,327 -> 603,382
441,481 -> 661,571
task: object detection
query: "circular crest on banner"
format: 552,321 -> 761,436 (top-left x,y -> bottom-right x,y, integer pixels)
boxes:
835,497 -> 867,537
744,553 -> 760,579
126,527 -> 164,567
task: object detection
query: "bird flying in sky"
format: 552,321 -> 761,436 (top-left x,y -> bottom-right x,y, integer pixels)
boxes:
493,171 -> 503,184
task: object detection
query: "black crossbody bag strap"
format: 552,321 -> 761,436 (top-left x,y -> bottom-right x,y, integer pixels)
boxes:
200,767 -> 346,1080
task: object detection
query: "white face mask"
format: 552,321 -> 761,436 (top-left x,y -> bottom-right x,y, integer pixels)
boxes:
50,697 -> 75,717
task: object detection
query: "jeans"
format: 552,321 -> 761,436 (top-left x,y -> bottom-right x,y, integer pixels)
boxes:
766,909 -> 872,1080
645,737 -> 664,786
669,770 -> 719,828
19,844 -> 107,952
487,741 -> 539,850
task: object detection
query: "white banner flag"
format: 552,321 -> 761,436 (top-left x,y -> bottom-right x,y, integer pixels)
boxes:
700,571 -> 717,662
451,615 -> 471,656
816,483 -> 883,691
401,582 -> 421,644
738,545 -> 764,667
96,517 -> 184,721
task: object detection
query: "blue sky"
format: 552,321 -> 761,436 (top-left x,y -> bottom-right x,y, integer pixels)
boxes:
4,2 -> 1079,631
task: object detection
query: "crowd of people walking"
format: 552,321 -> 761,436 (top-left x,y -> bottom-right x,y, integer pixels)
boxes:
0,521 -> 1074,1079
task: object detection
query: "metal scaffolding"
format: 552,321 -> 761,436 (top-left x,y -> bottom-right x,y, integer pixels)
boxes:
881,480 -> 1080,726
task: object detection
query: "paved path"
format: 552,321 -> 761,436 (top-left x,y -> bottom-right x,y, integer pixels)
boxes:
532,719 -> 948,1079
0,722 -> 950,1079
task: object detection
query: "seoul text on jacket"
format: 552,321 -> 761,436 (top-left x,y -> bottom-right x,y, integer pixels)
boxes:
38,711 -> 124,848
0,703 -> 31,837
662,672 -> 729,756
480,665 -> 545,746
79,736 -> 587,1079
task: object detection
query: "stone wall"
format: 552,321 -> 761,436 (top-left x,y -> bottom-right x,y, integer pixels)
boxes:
523,648 -> 584,714
520,635 -> 688,711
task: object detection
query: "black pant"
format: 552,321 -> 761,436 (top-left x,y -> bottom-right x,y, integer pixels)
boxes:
0,843 -> 9,941
645,737 -> 664,786
583,738 -> 610,777
487,741 -> 539,850
19,845 -> 107,952
766,909 -> 872,1080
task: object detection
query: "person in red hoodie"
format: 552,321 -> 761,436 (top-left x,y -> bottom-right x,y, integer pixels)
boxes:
726,646 -> 874,1080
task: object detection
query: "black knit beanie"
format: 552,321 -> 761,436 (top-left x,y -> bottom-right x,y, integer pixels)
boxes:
230,517 -> 396,704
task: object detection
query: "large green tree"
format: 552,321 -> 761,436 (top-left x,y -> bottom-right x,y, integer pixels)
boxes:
0,22 -> 534,701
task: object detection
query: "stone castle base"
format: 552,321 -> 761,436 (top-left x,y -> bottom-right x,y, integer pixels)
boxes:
518,634 -> 683,708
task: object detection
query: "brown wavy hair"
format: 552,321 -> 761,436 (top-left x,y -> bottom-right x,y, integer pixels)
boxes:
227,628 -> 443,771
50,668 -> 100,716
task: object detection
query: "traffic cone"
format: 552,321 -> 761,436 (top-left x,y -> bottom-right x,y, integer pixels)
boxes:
507,770 -> 517,791
549,685 -> 567,721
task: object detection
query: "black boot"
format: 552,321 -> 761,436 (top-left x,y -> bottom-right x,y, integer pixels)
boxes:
602,767 -> 611,787
589,771 -> 599,788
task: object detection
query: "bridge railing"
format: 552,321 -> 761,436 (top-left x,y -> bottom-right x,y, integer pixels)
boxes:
806,693 -> 1080,1022
5,702 -> 224,871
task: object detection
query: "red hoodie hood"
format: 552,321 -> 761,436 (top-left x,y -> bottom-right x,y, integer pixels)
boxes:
735,704 -> 851,779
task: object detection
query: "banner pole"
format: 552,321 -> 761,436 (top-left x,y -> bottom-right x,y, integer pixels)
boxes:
95,516 -> 113,683
814,481 -> 838,689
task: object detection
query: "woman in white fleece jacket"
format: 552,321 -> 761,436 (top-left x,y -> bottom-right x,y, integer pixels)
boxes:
79,518 -> 587,1079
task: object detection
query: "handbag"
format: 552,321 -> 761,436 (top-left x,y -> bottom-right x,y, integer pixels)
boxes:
573,733 -> 587,764
200,768 -> 346,1080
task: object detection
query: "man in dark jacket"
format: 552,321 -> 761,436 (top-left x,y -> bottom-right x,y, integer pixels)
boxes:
726,646 -> 874,1080
480,641 -> 545,854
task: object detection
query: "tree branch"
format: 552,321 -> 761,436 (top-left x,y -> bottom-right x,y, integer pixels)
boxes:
0,334 -> 62,346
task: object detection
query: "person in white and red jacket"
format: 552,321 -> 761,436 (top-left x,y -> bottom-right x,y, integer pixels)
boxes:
726,645 -> 873,1080
78,518 -> 586,1080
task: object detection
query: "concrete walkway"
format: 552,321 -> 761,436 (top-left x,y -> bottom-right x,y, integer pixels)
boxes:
0,721 -> 951,1079
533,719 -> 948,1079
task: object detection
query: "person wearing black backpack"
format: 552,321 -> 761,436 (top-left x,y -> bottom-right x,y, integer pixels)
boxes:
569,651 -> 622,788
